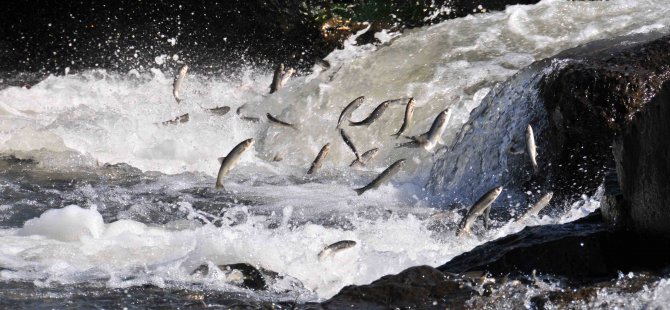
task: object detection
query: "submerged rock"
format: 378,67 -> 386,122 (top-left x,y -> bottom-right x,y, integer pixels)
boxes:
191,263 -> 305,292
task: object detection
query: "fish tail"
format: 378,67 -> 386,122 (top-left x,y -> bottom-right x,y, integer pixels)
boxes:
354,187 -> 366,195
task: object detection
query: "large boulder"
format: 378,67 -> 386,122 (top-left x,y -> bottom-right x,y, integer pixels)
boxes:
611,81 -> 670,237
439,211 -> 670,279
427,32 -> 670,213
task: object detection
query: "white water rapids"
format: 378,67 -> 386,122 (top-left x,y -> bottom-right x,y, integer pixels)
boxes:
1,0 -> 670,303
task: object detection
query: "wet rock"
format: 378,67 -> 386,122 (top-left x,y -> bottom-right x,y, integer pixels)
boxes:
428,32 -> 670,213
612,80 -> 670,237
192,263 -> 267,290
439,211 -> 670,281
192,263 -> 304,292
540,32 -> 670,202
322,265 -> 476,309
600,168 -> 627,229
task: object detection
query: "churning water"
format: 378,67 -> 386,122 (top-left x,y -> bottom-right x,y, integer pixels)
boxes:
1,0 -> 670,306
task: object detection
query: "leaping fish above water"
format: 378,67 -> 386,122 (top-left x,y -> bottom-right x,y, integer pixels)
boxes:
392,98 -> 415,138
215,138 -> 255,189
318,240 -> 357,260
526,124 -> 539,173
173,65 -> 188,103
354,159 -> 406,195
339,129 -> 360,161
396,108 -> 451,151
336,96 -> 365,129
349,100 -> 391,127
349,148 -> 379,168
456,186 -> 503,236
270,63 -> 285,94
517,191 -> 553,222
279,67 -> 295,88
267,113 -> 299,131
307,143 -> 331,174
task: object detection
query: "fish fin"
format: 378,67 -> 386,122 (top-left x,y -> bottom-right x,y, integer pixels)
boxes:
483,207 -> 492,230
354,187 -> 366,195
217,157 -> 226,164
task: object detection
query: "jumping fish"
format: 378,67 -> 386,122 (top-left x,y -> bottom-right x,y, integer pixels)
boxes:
267,113 -> 298,131
396,108 -> 451,151
526,124 -> 539,173
160,113 -> 190,125
318,240 -> 357,260
173,65 -> 188,103
354,159 -> 406,195
208,106 -> 231,116
336,96 -> 365,129
392,98 -> 416,138
339,129 -> 360,161
307,143 -> 331,174
215,138 -> 255,189
349,148 -> 379,168
279,67 -> 295,88
349,100 -> 391,127
456,186 -> 503,236
272,153 -> 283,162
270,63 -> 284,94
517,192 -> 553,222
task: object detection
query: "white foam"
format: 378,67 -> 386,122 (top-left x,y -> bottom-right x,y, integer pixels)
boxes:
18,205 -> 105,241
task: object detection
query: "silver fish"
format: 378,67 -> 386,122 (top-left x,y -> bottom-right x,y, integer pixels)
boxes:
526,124 -> 539,173
339,129 -> 360,161
160,113 -> 189,125
279,67 -> 295,88
384,98 -> 412,106
349,148 -> 379,168
173,65 -> 188,103
354,159 -> 406,195
517,192 -> 553,222
397,108 -> 451,151
336,96 -> 365,129
215,138 -> 255,189
270,63 -> 284,94
208,106 -> 231,116
456,186 -> 503,236
392,98 -> 416,138
307,143 -> 331,174
267,113 -> 298,131
318,240 -> 357,260
349,100 -> 391,127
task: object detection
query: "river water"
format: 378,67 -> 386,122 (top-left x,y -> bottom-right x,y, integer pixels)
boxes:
1,0 -> 670,307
